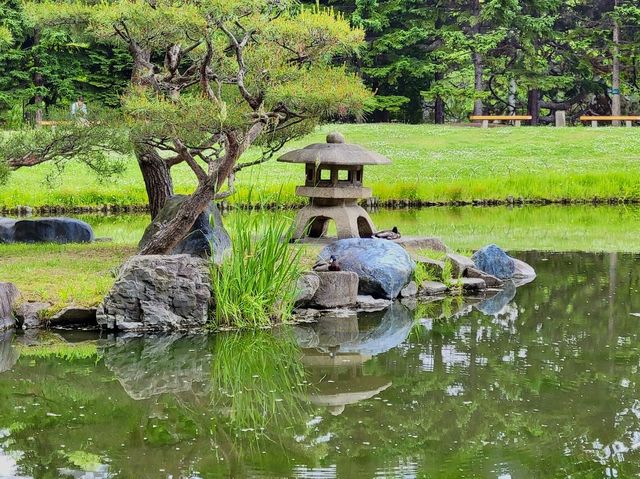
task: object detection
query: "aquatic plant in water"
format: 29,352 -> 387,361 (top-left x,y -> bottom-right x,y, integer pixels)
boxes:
210,213 -> 302,329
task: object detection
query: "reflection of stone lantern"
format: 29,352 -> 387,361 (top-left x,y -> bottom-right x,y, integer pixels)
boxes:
278,131 -> 391,240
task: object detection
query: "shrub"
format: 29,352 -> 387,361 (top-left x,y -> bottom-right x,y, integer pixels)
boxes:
210,214 -> 302,330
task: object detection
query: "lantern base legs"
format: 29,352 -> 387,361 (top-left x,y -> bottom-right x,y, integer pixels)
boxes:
292,204 -> 376,240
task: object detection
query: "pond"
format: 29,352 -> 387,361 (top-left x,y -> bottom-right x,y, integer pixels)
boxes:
78,204 -> 640,252
2,251 -> 640,478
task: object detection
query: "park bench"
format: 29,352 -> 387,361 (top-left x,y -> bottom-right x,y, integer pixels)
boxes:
470,115 -> 533,128
579,116 -> 640,127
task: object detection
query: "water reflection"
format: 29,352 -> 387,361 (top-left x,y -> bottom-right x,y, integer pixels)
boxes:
1,252 -> 640,477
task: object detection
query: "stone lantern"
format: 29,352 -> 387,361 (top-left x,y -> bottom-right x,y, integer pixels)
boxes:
278,131 -> 391,240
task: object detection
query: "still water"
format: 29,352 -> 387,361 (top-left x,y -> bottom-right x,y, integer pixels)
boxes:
1,251 -> 640,478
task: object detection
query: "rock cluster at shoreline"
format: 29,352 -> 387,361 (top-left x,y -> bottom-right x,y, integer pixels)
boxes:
293,240 -> 536,319
1,236 -> 535,333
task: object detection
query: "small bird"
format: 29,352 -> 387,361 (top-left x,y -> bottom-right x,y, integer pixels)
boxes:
373,226 -> 401,240
313,255 -> 341,272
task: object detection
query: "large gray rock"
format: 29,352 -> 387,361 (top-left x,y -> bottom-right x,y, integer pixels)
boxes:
414,255 -> 445,279
295,272 -> 320,306
472,244 -> 515,280
394,236 -> 449,252
356,295 -> 392,312
138,195 -> 231,264
16,301 -> 51,329
318,238 -> 415,299
450,277 -> 487,292
97,255 -> 212,332
0,283 -> 19,331
312,271 -> 359,308
0,217 -> 93,244
400,281 -> 418,298
420,281 -> 448,295
49,306 -> 97,328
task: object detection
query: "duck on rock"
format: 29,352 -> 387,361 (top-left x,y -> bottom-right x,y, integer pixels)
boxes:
313,255 -> 341,272
373,226 -> 401,240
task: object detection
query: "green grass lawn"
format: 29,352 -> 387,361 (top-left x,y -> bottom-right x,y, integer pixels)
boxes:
2,123 -> 640,209
0,243 -> 135,308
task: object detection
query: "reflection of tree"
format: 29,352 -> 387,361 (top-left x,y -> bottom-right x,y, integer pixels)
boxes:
0,330 -> 321,478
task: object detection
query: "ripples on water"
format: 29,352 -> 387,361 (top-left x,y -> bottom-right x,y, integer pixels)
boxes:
1,252 -> 640,478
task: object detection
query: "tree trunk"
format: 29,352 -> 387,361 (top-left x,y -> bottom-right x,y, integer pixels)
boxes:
472,52 -> 484,116
434,71 -> 445,124
471,0 -> 483,116
508,78 -> 517,115
138,179 -> 214,255
528,89 -> 540,125
32,28 -> 43,127
611,0 -> 621,125
135,144 -> 174,219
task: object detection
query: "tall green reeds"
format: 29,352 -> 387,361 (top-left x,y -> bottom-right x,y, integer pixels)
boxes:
210,214 -> 302,330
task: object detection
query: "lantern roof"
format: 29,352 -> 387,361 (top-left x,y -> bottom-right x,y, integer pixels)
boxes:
277,131 -> 391,166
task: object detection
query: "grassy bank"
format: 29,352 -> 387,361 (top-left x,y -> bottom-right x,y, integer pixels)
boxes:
0,243 -> 135,308
2,124 -> 640,209
2,204 -> 640,308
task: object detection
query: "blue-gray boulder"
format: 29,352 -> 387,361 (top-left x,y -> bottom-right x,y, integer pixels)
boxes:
318,238 -> 415,299
138,195 -> 231,264
0,217 -> 94,244
471,244 -> 515,280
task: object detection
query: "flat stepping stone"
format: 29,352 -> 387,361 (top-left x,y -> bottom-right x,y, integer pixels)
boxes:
450,278 -> 487,292
356,295 -> 392,311
420,281 -> 448,295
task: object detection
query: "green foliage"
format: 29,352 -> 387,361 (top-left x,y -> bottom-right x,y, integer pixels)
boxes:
0,109 -> 131,184
441,258 -> 454,287
413,261 -> 437,284
210,214 -> 302,330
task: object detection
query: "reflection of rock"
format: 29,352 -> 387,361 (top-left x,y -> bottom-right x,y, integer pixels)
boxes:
100,334 -> 211,400
295,303 -> 413,358
340,303 -> 412,356
0,282 -> 19,331
512,258 -> 537,286
0,331 -> 19,373
475,281 -> 517,315
307,376 -> 392,413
